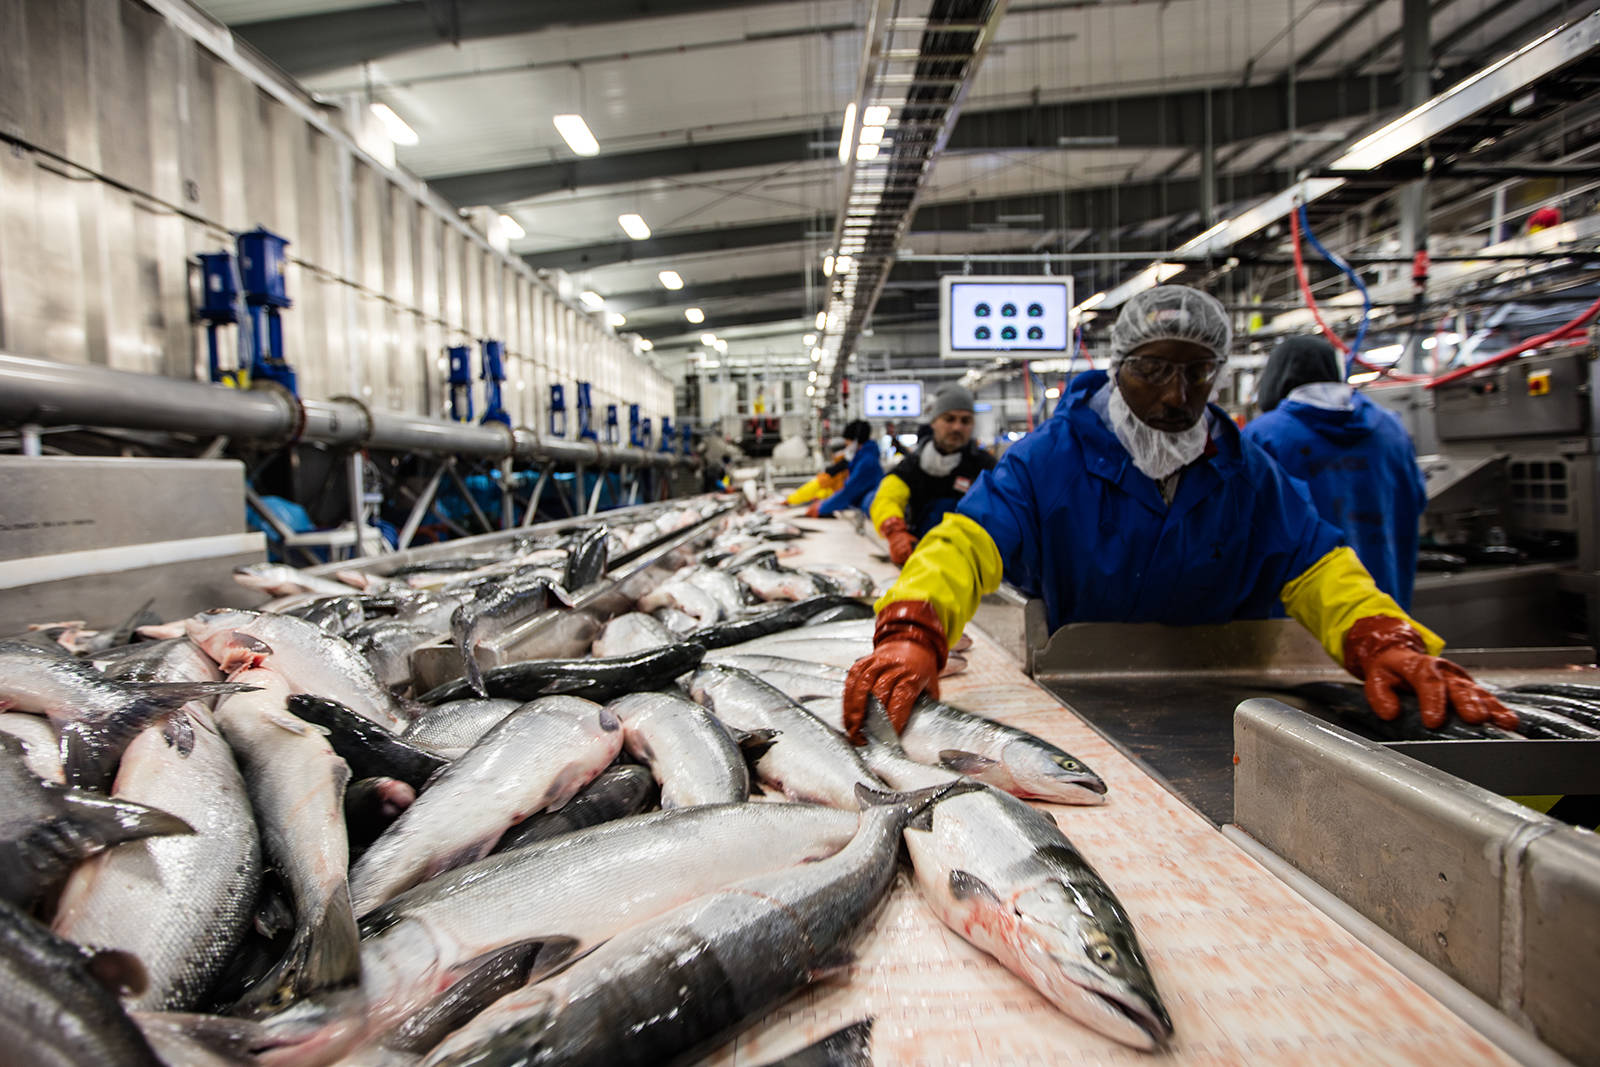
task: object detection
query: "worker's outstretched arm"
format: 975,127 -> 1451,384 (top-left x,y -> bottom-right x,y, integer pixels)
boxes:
816,455 -> 879,516
1281,546 -> 1516,730
786,474 -> 828,506
842,444 -> 1037,741
869,474 -> 919,565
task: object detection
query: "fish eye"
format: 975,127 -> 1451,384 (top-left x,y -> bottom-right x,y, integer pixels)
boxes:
1053,756 -> 1080,770
1091,943 -> 1117,965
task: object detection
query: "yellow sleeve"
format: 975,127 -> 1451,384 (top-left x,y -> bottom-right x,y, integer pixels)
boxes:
786,475 -> 826,505
868,474 -> 911,531
1281,545 -> 1444,662
874,513 -> 1002,645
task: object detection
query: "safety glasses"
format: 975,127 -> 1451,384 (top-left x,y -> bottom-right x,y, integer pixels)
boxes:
1120,355 -> 1223,389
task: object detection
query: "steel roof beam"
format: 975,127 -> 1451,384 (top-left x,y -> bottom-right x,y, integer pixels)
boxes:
526,171 -> 1285,272
434,74 -> 1402,208
231,0 -> 810,77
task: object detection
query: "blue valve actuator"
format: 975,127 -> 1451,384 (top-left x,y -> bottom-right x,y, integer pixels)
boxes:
549,384 -> 567,437
479,339 -> 509,427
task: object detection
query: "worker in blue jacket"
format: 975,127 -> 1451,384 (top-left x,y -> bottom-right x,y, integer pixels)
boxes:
1244,336 -> 1428,607
807,419 -> 883,517
841,285 -> 1513,742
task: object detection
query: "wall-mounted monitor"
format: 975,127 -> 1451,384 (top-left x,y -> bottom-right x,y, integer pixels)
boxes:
939,275 -> 1073,360
862,382 -> 924,419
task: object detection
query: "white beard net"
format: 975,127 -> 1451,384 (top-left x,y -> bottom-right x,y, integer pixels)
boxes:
919,438 -> 961,477
1100,381 -> 1210,483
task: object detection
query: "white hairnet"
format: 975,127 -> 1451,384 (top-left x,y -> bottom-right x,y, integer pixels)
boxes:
1109,285 -> 1232,366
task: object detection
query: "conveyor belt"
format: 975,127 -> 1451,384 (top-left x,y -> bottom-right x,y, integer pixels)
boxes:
704,516 -> 1520,1066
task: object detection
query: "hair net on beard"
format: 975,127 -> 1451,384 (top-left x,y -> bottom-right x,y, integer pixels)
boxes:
1109,285 -> 1233,367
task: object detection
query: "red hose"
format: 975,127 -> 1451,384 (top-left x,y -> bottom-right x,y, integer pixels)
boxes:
1427,295 -> 1600,389
1288,206 -> 1350,355
1287,205 -> 1425,381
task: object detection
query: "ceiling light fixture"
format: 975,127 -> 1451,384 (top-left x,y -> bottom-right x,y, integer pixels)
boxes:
700,332 -> 717,347
837,102 -> 857,164
862,105 -> 891,126
607,312 -> 626,328
858,125 -> 885,145
637,339 -> 654,352
815,311 -> 826,330
823,255 -> 834,277
803,333 -> 817,346
553,114 -> 600,156
617,213 -> 651,240
658,270 -> 685,290
579,291 -> 604,309
685,307 -> 705,324
497,214 -> 525,240
370,102 -> 418,146
855,143 -> 880,162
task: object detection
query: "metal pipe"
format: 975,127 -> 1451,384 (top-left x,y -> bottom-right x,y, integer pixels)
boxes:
0,353 -> 299,441
19,425 -> 41,457
0,353 -> 691,471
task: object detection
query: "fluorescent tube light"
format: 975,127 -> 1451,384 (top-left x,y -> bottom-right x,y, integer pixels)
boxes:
553,114 -> 600,156
370,102 -> 418,146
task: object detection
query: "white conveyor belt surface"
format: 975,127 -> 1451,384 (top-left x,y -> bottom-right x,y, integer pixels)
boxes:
703,513 -> 1518,1066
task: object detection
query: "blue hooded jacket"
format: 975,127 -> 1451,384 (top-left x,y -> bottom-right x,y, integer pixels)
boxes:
816,441 -> 884,516
1244,388 -> 1426,607
956,370 -> 1344,632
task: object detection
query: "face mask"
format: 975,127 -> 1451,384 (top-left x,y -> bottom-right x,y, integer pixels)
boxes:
919,438 -> 961,477
1106,380 -> 1208,482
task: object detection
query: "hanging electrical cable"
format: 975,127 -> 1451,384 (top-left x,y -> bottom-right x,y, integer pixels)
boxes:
1288,200 -> 1423,382
1295,204 -> 1373,373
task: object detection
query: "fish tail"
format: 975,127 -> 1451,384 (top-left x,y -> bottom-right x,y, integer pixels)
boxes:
51,791 -> 194,857
854,780 -> 980,827
451,610 -> 488,698
133,681 -> 262,705
235,883 -> 362,1016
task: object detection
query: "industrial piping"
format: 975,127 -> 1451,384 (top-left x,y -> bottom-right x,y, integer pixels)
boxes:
0,353 -> 690,470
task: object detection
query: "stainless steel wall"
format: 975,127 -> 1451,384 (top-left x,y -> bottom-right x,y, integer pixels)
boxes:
0,0 -> 675,434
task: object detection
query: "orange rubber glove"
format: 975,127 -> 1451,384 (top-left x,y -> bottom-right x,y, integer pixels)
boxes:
878,516 -> 919,566
842,601 -> 947,744
1343,615 -> 1518,731
804,499 -> 823,519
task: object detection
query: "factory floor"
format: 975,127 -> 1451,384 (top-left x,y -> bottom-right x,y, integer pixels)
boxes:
699,514 -> 1520,1066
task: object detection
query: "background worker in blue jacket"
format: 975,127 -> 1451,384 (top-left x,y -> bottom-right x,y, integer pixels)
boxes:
1244,336 -> 1428,607
807,420 -> 883,517
842,285 -> 1513,741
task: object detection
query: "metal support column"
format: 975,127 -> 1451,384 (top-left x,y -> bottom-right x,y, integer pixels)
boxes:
347,452 -> 366,559
396,461 -> 449,551
19,425 -> 41,457
1201,90 -> 1217,227
1396,0 -> 1431,260
586,469 -> 606,515
573,465 -> 587,516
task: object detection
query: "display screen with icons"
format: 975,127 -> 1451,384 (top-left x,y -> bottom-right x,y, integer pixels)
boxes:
862,382 -> 924,419
940,276 -> 1072,359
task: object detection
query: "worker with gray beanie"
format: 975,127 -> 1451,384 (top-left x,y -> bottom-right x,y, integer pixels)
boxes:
869,382 -> 995,565
842,285 -> 1512,745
